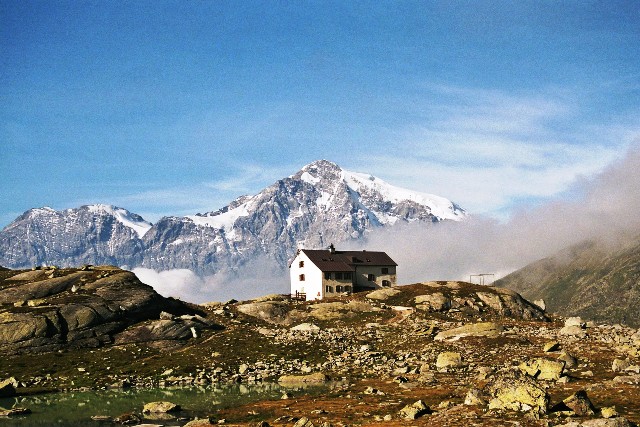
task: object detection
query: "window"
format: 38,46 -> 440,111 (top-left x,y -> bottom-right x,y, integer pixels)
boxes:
381,267 -> 389,274
382,280 -> 391,287
335,272 -> 343,280
344,285 -> 352,293
299,274 -> 305,281
368,274 -> 376,282
299,261 -> 304,268
344,272 -> 352,280
336,285 -> 343,293
324,272 -> 331,280
325,285 -> 333,293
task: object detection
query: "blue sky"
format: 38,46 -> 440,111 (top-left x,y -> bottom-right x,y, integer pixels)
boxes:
2,0 -> 639,227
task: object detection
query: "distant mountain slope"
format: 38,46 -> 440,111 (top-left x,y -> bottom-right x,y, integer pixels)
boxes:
0,160 -> 466,276
0,205 -> 149,269
495,234 -> 640,327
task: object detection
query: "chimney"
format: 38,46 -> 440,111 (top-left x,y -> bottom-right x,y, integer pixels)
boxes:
329,243 -> 335,254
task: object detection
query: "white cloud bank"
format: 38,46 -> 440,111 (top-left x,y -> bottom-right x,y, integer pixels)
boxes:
133,256 -> 289,304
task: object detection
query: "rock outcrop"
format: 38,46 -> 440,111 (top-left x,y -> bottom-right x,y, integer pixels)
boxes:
0,266 -> 217,354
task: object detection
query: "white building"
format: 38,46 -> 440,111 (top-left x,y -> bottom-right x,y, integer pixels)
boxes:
289,244 -> 397,301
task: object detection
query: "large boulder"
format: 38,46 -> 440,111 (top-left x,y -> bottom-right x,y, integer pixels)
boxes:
415,293 -> 451,311
477,288 -> 548,321
0,377 -> 18,397
183,420 -> 217,427
558,390 -> 596,416
486,371 -> 549,417
293,417 -> 315,427
560,325 -> 587,338
184,418 -> 219,427
142,401 -> 181,413
436,352 -> 465,370
366,288 -> 401,301
519,358 -> 565,381
236,301 -> 290,323
398,400 -> 430,420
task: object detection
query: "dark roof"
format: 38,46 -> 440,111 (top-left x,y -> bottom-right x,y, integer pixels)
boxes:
299,249 -> 397,272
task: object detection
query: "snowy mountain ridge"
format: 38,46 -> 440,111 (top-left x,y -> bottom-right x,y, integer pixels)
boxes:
0,160 -> 466,275
338,165 -> 463,222
85,204 -> 153,238
183,160 -> 464,232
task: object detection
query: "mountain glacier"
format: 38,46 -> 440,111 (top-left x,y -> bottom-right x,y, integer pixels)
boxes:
0,160 -> 466,276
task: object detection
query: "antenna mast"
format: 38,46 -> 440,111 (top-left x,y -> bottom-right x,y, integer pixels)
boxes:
469,273 -> 495,286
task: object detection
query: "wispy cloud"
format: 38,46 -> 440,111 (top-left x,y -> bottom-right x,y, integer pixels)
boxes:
354,85 -> 638,217
203,162 -> 294,194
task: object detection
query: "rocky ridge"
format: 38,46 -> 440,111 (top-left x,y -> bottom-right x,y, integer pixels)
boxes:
1,271 -> 639,426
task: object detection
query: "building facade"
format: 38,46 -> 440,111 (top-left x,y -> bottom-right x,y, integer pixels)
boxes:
289,245 -> 397,301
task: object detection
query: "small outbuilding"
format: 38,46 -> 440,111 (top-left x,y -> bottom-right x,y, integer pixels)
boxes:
289,244 -> 397,301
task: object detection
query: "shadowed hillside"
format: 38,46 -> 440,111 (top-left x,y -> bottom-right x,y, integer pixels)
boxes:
495,234 -> 640,327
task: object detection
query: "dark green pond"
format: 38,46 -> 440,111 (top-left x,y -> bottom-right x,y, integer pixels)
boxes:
0,383 -> 329,426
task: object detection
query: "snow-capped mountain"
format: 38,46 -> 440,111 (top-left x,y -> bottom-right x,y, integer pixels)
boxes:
0,204 -> 150,268
0,160 -> 466,275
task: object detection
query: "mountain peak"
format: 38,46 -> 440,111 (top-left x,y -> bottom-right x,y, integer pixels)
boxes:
29,206 -> 56,214
301,159 -> 341,172
292,160 -> 466,222
82,204 -> 152,238
296,160 -> 342,181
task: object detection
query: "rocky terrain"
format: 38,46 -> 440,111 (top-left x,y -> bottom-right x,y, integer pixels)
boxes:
0,160 -> 466,277
1,267 -> 639,426
495,233 -> 640,328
